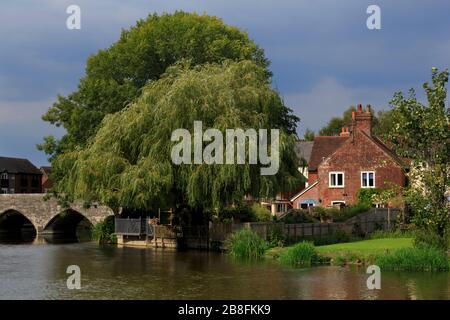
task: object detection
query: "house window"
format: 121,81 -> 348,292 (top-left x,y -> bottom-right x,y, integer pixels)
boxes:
331,201 -> 345,207
361,171 -> 375,188
329,172 -> 344,187
0,173 -> 8,179
1,188 -> 8,194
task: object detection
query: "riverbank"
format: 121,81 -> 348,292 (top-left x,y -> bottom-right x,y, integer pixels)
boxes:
265,237 -> 450,271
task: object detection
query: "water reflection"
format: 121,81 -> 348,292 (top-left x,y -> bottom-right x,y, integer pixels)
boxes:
0,242 -> 449,300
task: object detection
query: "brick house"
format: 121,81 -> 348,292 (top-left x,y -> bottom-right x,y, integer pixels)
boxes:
0,157 -> 43,194
40,166 -> 53,192
291,104 -> 406,209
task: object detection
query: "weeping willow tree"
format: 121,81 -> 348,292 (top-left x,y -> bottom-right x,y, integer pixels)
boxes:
51,60 -> 301,214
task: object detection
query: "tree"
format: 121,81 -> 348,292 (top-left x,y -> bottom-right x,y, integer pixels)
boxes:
388,68 -> 450,238
39,11 -> 277,158
318,106 -> 356,136
52,61 -> 302,213
303,128 -> 315,141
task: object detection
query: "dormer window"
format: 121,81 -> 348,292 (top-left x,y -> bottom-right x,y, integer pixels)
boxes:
0,172 -> 8,180
361,171 -> 375,188
329,172 -> 344,188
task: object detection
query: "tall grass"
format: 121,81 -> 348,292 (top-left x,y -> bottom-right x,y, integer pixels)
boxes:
279,241 -> 319,267
227,228 -> 267,259
91,216 -> 117,244
376,246 -> 449,271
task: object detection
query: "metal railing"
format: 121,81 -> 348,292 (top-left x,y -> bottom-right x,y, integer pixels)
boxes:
114,218 -> 143,236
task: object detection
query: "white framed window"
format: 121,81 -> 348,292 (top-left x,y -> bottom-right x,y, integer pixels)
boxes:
329,171 -> 344,188
0,173 -> 8,180
361,171 -> 375,188
0,188 -> 8,194
331,201 -> 345,206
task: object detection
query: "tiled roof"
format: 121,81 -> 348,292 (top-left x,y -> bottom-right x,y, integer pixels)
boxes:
308,136 -> 349,171
294,141 -> 314,163
0,157 -> 42,174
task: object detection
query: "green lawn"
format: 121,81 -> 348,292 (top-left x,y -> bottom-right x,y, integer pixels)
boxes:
316,238 -> 413,256
265,238 -> 414,261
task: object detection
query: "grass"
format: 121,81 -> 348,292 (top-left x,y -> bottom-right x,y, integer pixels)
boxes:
316,238 -> 414,256
278,241 -> 318,267
376,246 -> 449,271
226,228 -> 267,259
266,238 -> 415,266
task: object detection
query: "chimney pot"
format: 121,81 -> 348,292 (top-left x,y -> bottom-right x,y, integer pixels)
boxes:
366,104 -> 371,113
357,104 -> 363,112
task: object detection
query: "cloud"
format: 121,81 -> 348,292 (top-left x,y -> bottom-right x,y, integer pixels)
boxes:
283,77 -> 396,136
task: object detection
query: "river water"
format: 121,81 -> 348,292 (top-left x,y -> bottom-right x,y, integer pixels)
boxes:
0,241 -> 449,300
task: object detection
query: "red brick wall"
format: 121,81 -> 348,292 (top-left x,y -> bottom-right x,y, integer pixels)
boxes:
317,131 -> 405,206
292,183 -> 319,209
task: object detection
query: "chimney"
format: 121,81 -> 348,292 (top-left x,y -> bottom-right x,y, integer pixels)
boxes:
352,103 -> 372,136
339,127 -> 350,137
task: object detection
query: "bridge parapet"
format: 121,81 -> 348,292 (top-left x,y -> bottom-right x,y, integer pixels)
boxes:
0,194 -> 113,233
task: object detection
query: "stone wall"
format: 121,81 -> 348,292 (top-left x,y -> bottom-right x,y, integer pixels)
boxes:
0,194 -> 113,233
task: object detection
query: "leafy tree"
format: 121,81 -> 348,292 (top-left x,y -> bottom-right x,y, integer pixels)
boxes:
51,61 -> 302,213
388,68 -> 450,238
318,105 -> 394,139
303,128 -> 315,141
318,106 -> 356,136
39,11 -> 276,158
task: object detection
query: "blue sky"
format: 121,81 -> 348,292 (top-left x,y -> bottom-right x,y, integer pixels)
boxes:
0,0 -> 449,166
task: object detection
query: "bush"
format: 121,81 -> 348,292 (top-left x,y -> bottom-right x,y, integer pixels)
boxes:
279,241 -> 319,267
376,246 -> 449,271
332,204 -> 370,222
267,226 -> 285,248
251,203 -> 272,222
281,209 -> 317,224
217,204 -> 254,223
357,188 -> 382,206
371,229 -> 414,239
413,229 -> 449,250
91,216 -> 117,244
227,228 -> 267,259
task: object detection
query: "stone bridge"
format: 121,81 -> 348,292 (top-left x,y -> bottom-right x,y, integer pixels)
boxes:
0,194 -> 114,237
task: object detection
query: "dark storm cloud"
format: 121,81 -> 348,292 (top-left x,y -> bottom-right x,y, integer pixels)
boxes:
0,0 -> 449,165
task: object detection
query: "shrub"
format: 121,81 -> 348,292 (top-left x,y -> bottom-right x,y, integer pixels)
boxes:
267,226 -> 285,248
218,204 -> 254,222
357,188 -> 382,206
332,204 -> 370,222
370,229 -> 414,239
281,209 -> 317,224
376,246 -> 449,271
227,228 -> 267,259
251,203 -> 272,222
279,241 -> 318,266
91,216 -> 117,244
413,229 -> 449,250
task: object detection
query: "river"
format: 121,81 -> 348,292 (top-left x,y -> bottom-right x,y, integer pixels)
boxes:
0,241 -> 449,300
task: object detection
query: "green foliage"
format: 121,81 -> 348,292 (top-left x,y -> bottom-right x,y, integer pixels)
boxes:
91,216 -> 117,244
215,204 -> 254,223
329,204 -> 370,222
41,11 -> 274,157
280,209 -> 317,223
250,203 -> 272,222
285,229 -> 354,246
50,61 -> 301,211
227,228 -> 267,259
370,229 -> 415,239
357,188 -> 382,206
279,241 -> 319,266
388,68 -> 450,237
376,246 -> 449,271
413,229 -> 449,251
303,128 -> 315,141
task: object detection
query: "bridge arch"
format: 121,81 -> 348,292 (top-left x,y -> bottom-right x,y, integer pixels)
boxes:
0,209 -> 38,242
42,209 -> 94,241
